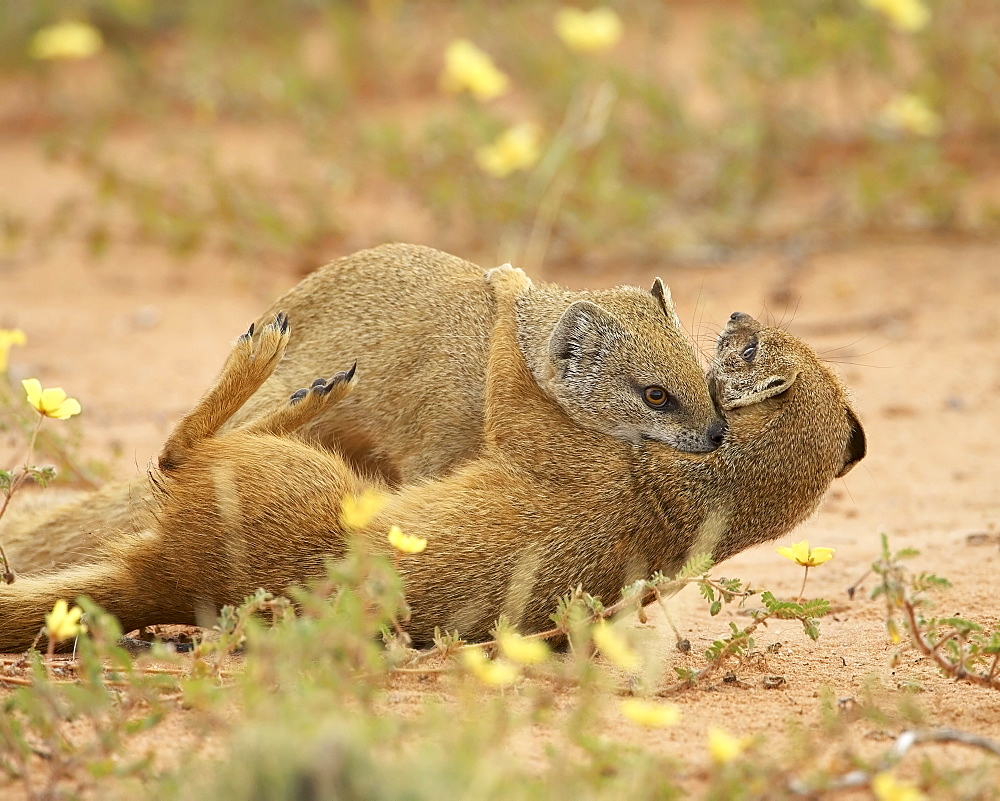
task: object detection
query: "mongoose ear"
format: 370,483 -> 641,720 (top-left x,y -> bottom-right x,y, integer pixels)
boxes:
651,278 -> 683,330
722,371 -> 798,410
548,300 -> 617,368
835,408 -> 867,478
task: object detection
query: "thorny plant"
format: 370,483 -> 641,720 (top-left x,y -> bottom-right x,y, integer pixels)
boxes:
873,533 -> 1000,691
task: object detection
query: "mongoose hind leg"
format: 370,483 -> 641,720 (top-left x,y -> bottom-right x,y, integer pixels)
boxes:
240,363 -> 358,438
158,312 -> 290,471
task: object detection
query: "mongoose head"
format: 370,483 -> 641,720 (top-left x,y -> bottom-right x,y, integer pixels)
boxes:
710,312 -> 867,479
522,279 -> 726,453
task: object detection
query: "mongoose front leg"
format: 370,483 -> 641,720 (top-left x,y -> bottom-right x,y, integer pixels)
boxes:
240,362 -> 357,438
481,264 -> 541,443
158,312 -> 290,471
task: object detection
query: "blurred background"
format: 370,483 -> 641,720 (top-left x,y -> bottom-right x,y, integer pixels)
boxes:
2,0 -> 998,275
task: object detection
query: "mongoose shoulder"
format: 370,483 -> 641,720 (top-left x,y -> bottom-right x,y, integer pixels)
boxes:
2,244 -> 722,573
0,270 -> 865,651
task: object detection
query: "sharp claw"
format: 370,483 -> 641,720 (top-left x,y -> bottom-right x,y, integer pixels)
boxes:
345,361 -> 357,382
247,322 -> 255,337
290,388 -> 308,404
277,312 -> 289,333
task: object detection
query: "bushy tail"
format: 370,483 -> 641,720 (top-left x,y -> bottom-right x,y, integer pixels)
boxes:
0,478 -> 156,574
0,556 -> 167,653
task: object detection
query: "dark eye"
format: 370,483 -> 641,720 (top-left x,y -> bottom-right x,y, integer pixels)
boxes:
643,386 -> 672,409
741,338 -> 758,362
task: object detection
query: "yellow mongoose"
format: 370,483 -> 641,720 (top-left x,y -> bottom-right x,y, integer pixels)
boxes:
2,244 -> 724,573
0,267 -> 865,651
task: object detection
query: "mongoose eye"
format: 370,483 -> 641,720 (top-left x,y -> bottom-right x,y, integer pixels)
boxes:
643,386 -> 673,409
741,338 -> 758,362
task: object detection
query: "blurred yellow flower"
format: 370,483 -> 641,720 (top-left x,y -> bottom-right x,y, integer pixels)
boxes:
776,540 -> 835,567
498,632 -> 549,665
707,726 -> 753,764
879,93 -> 941,137
22,378 -> 81,420
554,7 -> 623,53
862,0 -> 930,32
45,599 -> 85,643
872,772 -> 927,801
475,123 -> 542,177
620,698 -> 681,728
592,620 -> 641,671
339,489 -> 388,529
387,525 -> 427,554
462,647 -> 521,686
30,21 -> 104,61
441,39 -> 509,101
0,329 -> 26,374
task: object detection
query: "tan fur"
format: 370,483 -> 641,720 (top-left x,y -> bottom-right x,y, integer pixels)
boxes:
0,272 -> 865,652
2,244 -> 723,573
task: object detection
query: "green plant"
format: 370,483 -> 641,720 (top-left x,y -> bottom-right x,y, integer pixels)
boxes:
873,534 -> 1000,691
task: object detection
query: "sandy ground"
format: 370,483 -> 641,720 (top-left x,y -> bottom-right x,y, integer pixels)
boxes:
2,142 -> 1000,792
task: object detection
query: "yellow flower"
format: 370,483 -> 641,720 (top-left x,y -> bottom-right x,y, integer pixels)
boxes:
462,647 -> 521,686
872,772 -> 927,801
592,620 -> 641,671
30,21 -> 104,61
498,632 -> 549,665
440,39 -> 509,102
862,0 -> 930,32
339,489 -> 388,529
879,93 -> 941,137
387,525 -> 427,554
707,726 -> 753,765
776,540 -> 835,567
475,123 -> 542,178
554,7 -> 623,53
620,698 -> 681,728
22,378 -> 81,420
45,599 -> 85,643
0,329 -> 26,374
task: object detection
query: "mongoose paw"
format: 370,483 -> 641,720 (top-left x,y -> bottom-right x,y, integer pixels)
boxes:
289,362 -> 356,406
253,311 -> 291,366
484,263 -> 531,287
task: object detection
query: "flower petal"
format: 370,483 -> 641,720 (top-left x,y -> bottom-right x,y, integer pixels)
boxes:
387,525 -> 427,554
620,698 -> 681,728
592,621 -> 641,671
22,378 -> 43,407
499,632 -> 549,665
707,726 -> 752,764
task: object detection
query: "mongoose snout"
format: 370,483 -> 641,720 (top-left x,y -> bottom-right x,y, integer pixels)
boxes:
706,418 -> 727,448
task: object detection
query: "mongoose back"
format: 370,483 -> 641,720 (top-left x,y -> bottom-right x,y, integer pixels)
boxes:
2,244 -> 724,573
0,269 -> 865,651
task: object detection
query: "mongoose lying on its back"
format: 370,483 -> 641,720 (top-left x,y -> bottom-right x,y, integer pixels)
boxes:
2,244 -> 724,573
0,267 -> 865,651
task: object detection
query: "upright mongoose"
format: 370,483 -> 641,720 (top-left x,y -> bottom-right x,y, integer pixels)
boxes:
0,267 -> 865,651
2,244 -> 724,573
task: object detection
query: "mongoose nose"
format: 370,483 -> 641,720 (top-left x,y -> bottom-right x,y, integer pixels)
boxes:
730,311 -> 751,322
707,418 -> 727,448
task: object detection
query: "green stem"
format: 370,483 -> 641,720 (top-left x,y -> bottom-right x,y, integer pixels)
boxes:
0,413 -> 45,582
